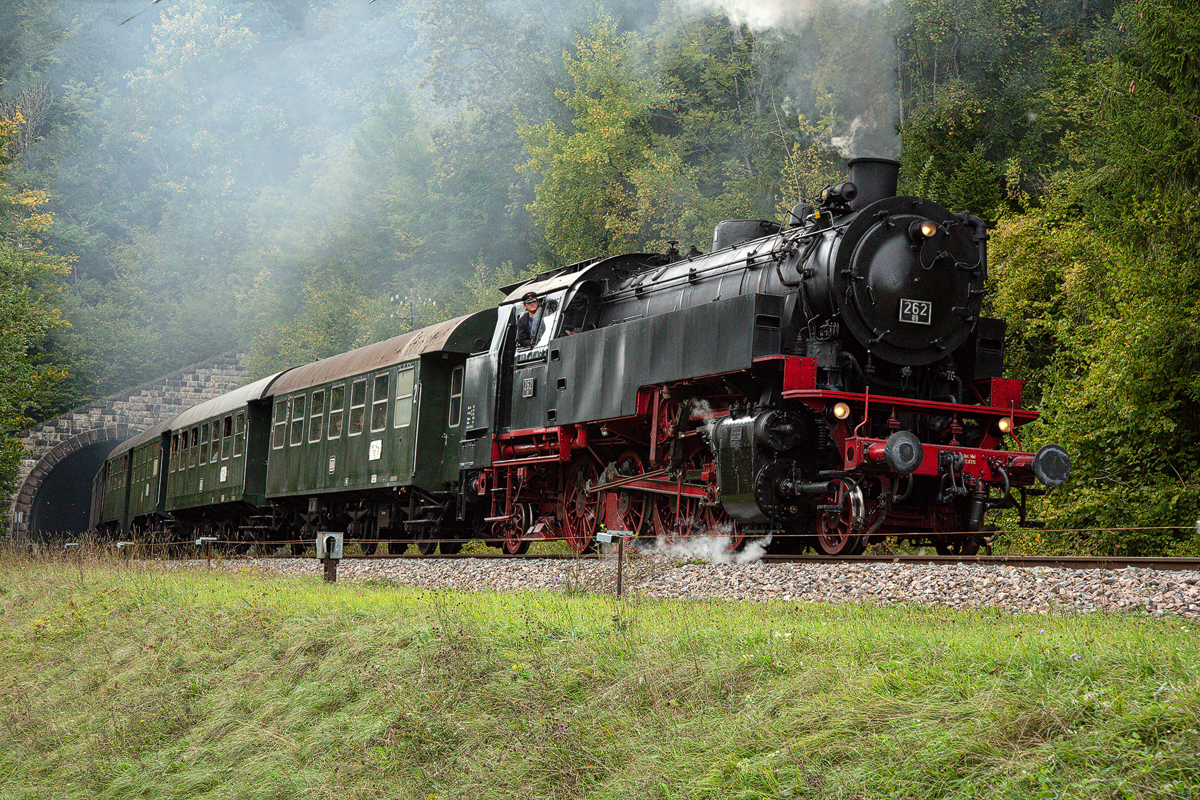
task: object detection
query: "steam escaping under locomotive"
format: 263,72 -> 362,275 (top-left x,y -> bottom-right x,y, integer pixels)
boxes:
93,157 -> 1070,556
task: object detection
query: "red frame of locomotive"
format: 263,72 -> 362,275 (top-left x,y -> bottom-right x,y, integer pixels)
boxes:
475,353 -> 1040,553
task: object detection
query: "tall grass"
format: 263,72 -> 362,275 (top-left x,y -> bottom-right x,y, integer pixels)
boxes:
0,556 -> 1197,799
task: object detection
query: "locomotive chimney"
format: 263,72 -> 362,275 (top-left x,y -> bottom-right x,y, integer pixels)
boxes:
847,157 -> 900,210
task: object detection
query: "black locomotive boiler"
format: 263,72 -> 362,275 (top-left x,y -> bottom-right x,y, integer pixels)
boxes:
94,157 -> 1070,556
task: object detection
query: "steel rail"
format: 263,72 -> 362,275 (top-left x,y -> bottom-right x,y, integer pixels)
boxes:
760,554 -> 1200,571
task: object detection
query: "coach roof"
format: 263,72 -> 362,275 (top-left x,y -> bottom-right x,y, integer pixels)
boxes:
265,309 -> 495,397
169,372 -> 286,431
108,417 -> 175,460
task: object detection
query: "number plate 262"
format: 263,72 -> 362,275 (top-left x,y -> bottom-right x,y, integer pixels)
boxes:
899,298 -> 932,325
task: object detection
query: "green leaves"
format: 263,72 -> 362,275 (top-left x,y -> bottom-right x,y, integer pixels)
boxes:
0,117 -> 70,492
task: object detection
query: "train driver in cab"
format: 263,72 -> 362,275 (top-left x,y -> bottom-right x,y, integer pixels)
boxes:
516,291 -> 546,348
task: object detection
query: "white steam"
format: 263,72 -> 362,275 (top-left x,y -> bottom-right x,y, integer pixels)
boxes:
643,530 -> 773,565
679,0 -> 901,160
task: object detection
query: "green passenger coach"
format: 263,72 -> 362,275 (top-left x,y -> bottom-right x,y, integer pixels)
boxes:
262,309 -> 495,553
164,373 -> 283,537
121,419 -> 172,533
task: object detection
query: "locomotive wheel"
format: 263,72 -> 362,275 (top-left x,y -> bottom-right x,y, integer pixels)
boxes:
609,450 -> 647,535
652,445 -> 705,543
815,481 -> 867,556
561,458 -> 600,554
933,535 -> 980,556
502,525 -> 530,555
651,491 -> 700,542
499,504 -> 531,555
703,505 -> 745,552
931,508 -> 979,556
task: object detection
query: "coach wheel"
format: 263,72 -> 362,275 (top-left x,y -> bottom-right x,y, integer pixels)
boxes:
357,519 -> 379,556
415,531 -> 438,556
440,537 -> 463,555
561,458 -> 600,554
609,450 -> 647,535
815,480 -> 867,556
387,539 -> 409,555
290,540 -> 306,556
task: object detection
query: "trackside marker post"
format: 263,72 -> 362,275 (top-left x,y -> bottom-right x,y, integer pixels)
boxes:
596,530 -> 633,597
316,532 -> 343,583
195,537 -> 217,569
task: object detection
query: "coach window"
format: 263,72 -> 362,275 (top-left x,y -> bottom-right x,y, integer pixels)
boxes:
349,378 -> 367,436
309,389 -> 325,443
394,367 -> 415,428
233,412 -> 246,456
328,384 -> 345,439
290,394 -> 306,446
200,423 -> 210,464
371,373 -> 390,432
211,422 -> 220,463
222,416 -> 233,459
448,366 -> 464,428
169,435 -> 177,472
190,426 -> 199,468
272,401 -> 287,449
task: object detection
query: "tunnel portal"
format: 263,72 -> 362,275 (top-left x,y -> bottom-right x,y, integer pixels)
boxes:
27,440 -> 120,540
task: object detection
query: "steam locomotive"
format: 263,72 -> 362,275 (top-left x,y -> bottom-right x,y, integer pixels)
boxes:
92,157 -> 1070,556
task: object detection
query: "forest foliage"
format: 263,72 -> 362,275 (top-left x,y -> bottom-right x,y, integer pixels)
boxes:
1,0 -> 1198,553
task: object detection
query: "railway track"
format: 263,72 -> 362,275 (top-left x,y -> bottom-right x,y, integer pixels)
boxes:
246,550 -> 1200,572
81,538 -> 1200,573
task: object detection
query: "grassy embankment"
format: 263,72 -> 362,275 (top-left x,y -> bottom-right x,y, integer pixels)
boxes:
1,554 -> 1197,799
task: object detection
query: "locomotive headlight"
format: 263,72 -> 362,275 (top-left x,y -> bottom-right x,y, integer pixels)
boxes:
831,402 -> 851,421
908,219 -> 940,247
997,416 -> 1014,434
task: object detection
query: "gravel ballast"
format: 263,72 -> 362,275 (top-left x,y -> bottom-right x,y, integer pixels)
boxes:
191,552 -> 1200,620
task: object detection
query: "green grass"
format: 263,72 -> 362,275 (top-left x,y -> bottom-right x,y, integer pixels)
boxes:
1,557 -> 1198,799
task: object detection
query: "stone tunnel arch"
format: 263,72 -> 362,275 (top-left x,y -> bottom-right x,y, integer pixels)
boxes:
6,351 -> 250,543
14,426 -> 138,540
